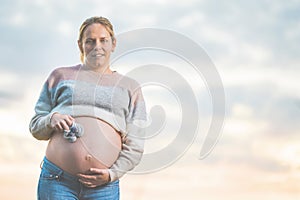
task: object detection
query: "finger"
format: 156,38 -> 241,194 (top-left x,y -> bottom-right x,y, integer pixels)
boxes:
78,169 -> 103,176
78,178 -> 89,184
65,116 -> 74,126
78,179 -> 92,186
77,174 -> 87,180
88,184 -> 98,188
82,182 -> 97,188
54,123 -> 63,131
50,118 -> 61,129
78,176 -> 106,188
61,120 -> 70,130
89,168 -> 104,174
77,173 -> 89,178
77,174 -> 95,181
78,178 -> 98,187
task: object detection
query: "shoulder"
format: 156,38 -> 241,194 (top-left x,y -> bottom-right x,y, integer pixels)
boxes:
113,72 -> 142,90
49,64 -> 81,77
46,64 -> 81,88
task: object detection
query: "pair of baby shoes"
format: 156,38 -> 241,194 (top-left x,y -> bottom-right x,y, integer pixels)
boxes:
63,123 -> 84,143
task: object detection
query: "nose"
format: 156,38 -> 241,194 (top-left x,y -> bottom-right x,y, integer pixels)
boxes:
94,40 -> 104,51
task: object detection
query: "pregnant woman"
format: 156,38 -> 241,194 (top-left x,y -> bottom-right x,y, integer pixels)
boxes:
29,16 -> 147,200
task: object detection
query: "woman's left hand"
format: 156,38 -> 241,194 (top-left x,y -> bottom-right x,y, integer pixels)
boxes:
77,168 -> 110,188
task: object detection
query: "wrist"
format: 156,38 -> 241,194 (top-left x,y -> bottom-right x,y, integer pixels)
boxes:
49,112 -> 59,123
107,172 -> 111,183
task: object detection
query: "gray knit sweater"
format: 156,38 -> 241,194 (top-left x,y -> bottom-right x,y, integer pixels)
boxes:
29,64 -> 147,182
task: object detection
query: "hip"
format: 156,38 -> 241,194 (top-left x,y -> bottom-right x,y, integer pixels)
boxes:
38,157 -> 120,200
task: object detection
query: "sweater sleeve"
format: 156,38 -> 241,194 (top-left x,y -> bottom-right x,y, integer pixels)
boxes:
108,84 -> 147,182
29,80 -> 56,140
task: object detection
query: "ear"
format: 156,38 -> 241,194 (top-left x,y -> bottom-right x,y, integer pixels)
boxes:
78,40 -> 83,53
111,38 -> 117,52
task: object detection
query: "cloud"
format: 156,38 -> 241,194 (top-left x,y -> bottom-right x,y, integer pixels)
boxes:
0,3 -> 300,198
172,0 -> 300,70
0,0 -> 298,156
0,0 -> 298,116
1,0 -> 299,76
226,85 -> 300,131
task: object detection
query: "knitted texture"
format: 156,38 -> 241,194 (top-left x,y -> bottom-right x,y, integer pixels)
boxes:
29,64 -> 147,181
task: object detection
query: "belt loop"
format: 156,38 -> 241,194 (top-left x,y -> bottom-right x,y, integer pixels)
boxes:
40,160 -> 44,169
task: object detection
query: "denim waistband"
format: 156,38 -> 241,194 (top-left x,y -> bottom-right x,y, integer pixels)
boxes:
41,157 -> 79,182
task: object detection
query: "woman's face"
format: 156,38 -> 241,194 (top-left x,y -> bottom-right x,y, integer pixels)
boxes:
79,23 -> 116,72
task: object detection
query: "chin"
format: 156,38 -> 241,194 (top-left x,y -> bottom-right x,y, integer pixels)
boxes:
86,60 -> 106,69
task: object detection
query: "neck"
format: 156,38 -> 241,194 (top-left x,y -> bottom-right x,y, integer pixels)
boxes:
83,63 -> 113,74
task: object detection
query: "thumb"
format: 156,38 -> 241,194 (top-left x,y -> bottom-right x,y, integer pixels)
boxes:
89,168 -> 105,174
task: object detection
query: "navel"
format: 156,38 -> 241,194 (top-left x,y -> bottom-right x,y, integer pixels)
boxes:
85,154 -> 92,161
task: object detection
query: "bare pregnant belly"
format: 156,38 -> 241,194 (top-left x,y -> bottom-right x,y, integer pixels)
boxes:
46,116 -> 122,175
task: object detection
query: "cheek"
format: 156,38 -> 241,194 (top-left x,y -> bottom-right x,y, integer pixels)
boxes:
104,45 -> 114,53
83,45 -> 93,55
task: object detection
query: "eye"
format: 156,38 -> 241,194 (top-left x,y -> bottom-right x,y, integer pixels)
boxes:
100,38 -> 109,43
85,39 -> 94,44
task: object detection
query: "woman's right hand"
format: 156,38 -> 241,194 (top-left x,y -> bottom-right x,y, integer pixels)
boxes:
50,112 -> 74,132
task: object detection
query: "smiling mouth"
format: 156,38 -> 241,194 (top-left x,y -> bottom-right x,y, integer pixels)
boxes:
92,54 -> 105,57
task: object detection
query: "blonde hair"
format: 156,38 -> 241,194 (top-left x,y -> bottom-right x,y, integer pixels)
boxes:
78,16 -> 115,62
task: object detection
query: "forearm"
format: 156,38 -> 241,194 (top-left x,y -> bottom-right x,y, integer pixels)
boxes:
108,123 -> 145,182
29,112 -> 56,140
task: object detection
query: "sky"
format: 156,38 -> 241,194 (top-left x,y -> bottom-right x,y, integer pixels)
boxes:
0,0 -> 300,199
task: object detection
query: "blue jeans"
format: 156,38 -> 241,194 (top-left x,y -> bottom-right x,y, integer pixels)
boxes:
38,157 -> 120,200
